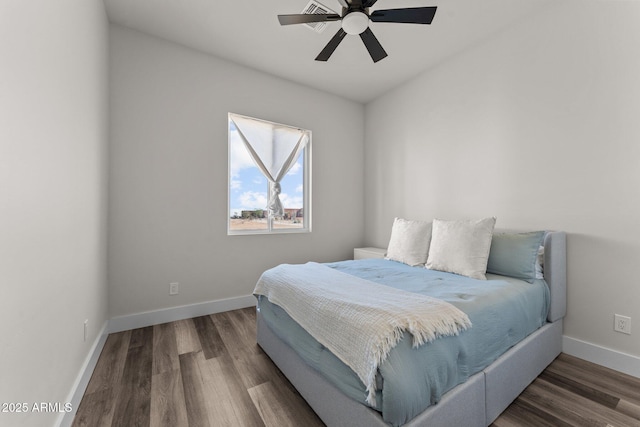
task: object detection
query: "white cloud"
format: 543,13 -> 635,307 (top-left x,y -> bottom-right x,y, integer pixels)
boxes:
238,191 -> 268,210
287,161 -> 302,175
280,193 -> 303,209
230,179 -> 242,191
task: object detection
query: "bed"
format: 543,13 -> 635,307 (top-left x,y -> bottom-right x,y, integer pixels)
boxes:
254,229 -> 566,427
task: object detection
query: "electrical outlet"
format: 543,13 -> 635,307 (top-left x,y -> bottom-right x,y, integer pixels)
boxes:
84,319 -> 89,341
169,282 -> 179,296
614,314 -> 631,335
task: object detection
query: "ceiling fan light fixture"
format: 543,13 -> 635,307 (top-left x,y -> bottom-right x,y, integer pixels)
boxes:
341,11 -> 369,35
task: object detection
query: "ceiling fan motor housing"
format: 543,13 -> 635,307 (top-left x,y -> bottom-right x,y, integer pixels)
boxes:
342,11 -> 369,35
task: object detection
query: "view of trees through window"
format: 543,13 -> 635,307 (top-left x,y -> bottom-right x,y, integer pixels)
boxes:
228,114 -> 311,234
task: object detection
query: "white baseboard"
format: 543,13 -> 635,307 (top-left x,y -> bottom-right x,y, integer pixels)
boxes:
108,294 -> 256,333
58,295 -> 256,426
563,335 -> 640,378
56,321 -> 109,427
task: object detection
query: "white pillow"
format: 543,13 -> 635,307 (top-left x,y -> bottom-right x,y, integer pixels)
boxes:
385,217 -> 432,267
426,217 -> 497,280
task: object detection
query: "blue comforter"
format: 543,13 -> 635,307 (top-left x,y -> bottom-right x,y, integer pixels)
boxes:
258,258 -> 550,426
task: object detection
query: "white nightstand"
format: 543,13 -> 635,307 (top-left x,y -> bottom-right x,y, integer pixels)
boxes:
354,247 -> 386,260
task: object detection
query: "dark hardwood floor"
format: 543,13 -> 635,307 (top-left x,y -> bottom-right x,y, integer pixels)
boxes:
493,353 -> 640,427
73,308 -> 640,426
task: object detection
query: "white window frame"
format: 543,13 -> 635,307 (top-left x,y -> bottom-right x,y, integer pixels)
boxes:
227,113 -> 312,235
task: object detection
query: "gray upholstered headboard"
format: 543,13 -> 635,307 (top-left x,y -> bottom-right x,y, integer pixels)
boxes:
543,231 -> 567,323
493,229 -> 566,323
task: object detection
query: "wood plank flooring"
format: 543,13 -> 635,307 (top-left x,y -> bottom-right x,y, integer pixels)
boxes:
73,308 -> 323,427
493,353 -> 640,427
73,308 -> 640,426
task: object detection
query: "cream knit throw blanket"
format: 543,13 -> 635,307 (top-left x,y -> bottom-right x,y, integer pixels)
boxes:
253,262 -> 472,406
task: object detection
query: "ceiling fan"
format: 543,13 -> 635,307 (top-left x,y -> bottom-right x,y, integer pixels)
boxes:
277,0 -> 437,63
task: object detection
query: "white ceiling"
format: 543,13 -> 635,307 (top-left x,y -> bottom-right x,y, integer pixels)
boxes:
104,0 -> 551,103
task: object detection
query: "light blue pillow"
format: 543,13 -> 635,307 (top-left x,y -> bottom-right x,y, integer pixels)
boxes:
486,231 -> 545,282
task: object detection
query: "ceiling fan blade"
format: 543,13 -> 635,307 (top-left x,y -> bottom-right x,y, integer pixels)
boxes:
315,28 -> 348,61
278,14 -> 341,25
362,0 -> 379,7
370,7 -> 437,24
360,27 -> 387,63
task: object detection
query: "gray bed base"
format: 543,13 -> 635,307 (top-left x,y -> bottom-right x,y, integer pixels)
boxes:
256,231 -> 567,427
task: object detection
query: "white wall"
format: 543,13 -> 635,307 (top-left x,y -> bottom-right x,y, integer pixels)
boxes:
0,1 -> 109,426
108,26 -> 365,318
364,0 -> 640,362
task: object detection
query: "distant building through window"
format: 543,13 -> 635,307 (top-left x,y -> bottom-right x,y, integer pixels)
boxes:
228,113 -> 311,234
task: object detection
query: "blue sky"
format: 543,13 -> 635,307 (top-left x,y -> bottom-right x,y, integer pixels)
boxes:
229,124 -> 304,217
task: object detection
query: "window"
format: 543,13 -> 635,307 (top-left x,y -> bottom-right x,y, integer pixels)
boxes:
228,113 -> 311,234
